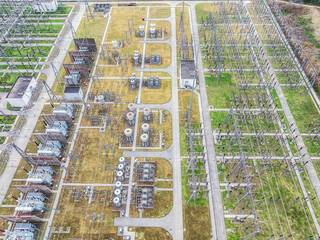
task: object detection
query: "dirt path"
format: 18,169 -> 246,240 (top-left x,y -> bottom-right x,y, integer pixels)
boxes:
310,7 -> 320,39
276,0 -> 320,9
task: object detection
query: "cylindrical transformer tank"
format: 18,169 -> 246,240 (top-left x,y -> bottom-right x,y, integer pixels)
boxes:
114,188 -> 122,198
128,103 -> 135,112
134,50 -> 139,65
113,197 -> 121,207
115,181 -> 123,190
142,123 -> 149,133
117,171 -> 124,181
139,25 -> 144,32
118,163 -> 124,172
156,54 -> 161,64
140,133 -> 149,143
119,157 -> 125,165
112,40 -> 117,48
143,108 -> 151,116
97,95 -> 104,104
127,112 -> 134,121
15,206 -> 34,213
124,128 -> 133,137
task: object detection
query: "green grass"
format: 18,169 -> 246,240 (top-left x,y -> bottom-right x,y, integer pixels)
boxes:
205,72 -> 234,109
284,91 -> 320,130
181,158 -> 212,239
297,17 -> 312,26
220,158 -> 318,238
7,102 -> 21,111
33,6 -> 72,15
0,88 -> 10,92
210,111 -> 228,130
0,116 -> 16,124
0,73 -> 38,85
4,46 -> 52,58
1,74 -> 17,85
195,3 -> 211,23
296,17 -> 320,48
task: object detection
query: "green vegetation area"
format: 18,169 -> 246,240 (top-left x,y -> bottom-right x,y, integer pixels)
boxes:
49,6 -> 72,14
0,88 -> 10,92
296,17 -> 320,48
7,102 -> 21,111
179,87 -> 211,239
0,116 -> 16,124
1,73 -> 23,85
1,6 -> 67,87
22,24 -> 63,34
210,111 -> 228,130
219,157 -> 319,238
284,91 -> 319,129
195,3 -> 212,23
33,6 -> 72,15
181,157 -> 212,240
4,46 -> 52,58
205,72 -> 234,109
133,227 -> 172,240
0,64 -> 42,70
303,0 -> 320,5
196,3 -> 320,238
0,73 -> 38,86
0,137 -> 6,144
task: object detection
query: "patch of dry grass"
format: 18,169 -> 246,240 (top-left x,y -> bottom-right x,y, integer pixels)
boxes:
52,186 -> 121,239
137,109 -> 172,151
52,16 -> 108,94
134,158 -> 172,179
145,43 -> 171,68
70,128 -> 125,184
89,79 -> 139,104
176,6 -> 192,41
132,227 -> 172,240
106,7 -> 147,41
142,191 -> 173,218
178,90 -> 200,124
141,78 -> 172,104
149,7 -> 171,18
183,205 -> 212,240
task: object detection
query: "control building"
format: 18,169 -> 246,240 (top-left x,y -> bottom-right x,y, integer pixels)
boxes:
6,76 -> 37,108
32,0 -> 58,12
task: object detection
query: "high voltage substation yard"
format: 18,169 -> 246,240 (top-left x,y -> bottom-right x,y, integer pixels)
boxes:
0,0 -> 320,239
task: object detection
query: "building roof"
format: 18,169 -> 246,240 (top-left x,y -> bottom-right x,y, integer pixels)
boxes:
94,3 -> 111,7
181,60 -> 196,79
6,76 -> 34,99
64,87 -> 81,94
74,38 -> 96,46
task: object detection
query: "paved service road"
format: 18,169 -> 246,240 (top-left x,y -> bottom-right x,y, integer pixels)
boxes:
189,3 -> 227,240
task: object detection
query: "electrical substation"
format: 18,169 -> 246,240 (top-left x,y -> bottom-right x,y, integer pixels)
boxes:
0,0 -> 320,239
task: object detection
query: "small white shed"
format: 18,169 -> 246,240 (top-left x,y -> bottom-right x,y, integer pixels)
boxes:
6,76 -> 37,108
32,0 -> 58,13
64,87 -> 83,101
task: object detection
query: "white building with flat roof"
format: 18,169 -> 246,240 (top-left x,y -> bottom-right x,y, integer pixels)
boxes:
32,0 -> 58,12
6,76 -> 37,108
180,60 -> 196,88
64,87 -> 83,101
